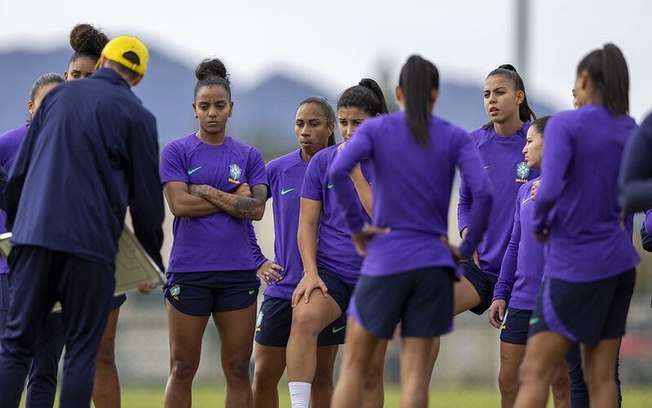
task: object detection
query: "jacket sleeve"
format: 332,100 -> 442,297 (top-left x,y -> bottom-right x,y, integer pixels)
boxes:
127,112 -> 165,270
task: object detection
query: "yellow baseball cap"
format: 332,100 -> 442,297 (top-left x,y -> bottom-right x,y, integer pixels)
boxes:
100,36 -> 148,76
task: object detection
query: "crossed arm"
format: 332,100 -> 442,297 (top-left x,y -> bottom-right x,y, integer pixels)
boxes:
163,181 -> 267,221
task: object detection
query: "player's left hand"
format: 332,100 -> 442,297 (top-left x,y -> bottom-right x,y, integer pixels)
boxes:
137,282 -> 159,294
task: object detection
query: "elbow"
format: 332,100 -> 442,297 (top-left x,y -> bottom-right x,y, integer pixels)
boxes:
251,203 -> 265,221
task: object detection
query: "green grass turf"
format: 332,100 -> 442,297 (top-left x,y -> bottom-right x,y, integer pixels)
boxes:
110,384 -> 652,407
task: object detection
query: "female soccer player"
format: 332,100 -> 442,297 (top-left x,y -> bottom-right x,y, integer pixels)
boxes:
514,43 -> 639,408
251,96 -> 337,408
456,64 -> 538,316
329,55 -> 492,408
160,58 -> 267,408
487,116 -> 570,408
285,79 -> 388,408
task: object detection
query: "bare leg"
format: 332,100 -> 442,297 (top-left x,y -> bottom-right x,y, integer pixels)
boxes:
498,342 -> 526,408
252,343 -> 286,408
453,277 -> 482,316
163,301 -> 209,408
582,338 -> 621,408
398,336 -> 440,408
331,318 -> 380,408
213,302 -> 257,408
92,307 -> 121,408
514,332 -> 571,408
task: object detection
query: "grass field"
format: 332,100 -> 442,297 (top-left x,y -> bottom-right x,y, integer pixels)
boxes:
112,385 -> 652,407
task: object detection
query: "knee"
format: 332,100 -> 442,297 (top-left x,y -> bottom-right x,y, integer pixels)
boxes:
95,346 -> 116,368
222,354 -> 252,382
170,357 -> 199,382
498,369 -> 519,395
291,310 -> 321,337
362,363 -> 384,393
253,362 -> 282,388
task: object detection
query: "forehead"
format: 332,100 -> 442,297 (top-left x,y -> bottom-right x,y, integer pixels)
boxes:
296,102 -> 327,119
337,106 -> 370,119
195,85 -> 230,101
526,126 -> 542,139
68,56 -> 96,72
484,74 -> 514,90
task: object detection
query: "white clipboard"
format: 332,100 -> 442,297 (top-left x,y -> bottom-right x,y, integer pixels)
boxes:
0,228 -> 164,296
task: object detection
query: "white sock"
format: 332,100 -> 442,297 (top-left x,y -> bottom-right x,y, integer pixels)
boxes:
288,381 -> 311,408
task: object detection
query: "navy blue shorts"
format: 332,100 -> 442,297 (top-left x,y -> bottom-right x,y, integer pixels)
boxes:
318,267 -> 355,315
0,274 -> 8,332
529,270 -> 635,346
462,261 -> 498,315
349,267 -> 454,339
164,270 -> 259,316
110,294 -> 127,310
254,296 -> 347,347
500,307 -> 532,345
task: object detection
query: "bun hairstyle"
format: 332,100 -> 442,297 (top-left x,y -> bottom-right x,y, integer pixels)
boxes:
194,58 -> 231,99
577,43 -> 629,115
68,23 -> 109,64
337,78 -> 389,116
485,64 -> 536,125
398,55 -> 439,146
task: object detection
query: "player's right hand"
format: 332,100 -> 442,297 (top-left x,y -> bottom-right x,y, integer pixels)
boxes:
488,299 -> 507,329
257,259 -> 283,284
291,272 -> 328,307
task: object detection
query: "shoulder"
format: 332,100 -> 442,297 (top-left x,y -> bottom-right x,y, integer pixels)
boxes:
162,134 -> 197,154
267,150 -> 301,172
226,136 -> 263,158
0,125 -> 27,142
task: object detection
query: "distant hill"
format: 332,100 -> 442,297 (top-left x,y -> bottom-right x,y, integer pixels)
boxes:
0,47 -> 558,160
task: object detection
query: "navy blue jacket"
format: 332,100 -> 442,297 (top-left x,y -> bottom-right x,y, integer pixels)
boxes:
0,165 -> 6,209
620,112 -> 652,212
4,68 -> 164,266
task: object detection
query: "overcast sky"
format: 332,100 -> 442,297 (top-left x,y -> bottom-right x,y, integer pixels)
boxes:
2,0 -> 651,119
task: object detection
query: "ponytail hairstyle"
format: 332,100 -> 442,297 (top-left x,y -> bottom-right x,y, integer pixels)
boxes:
298,96 -> 336,146
30,73 -> 65,101
577,43 -> 629,115
483,64 -> 536,129
530,115 -> 551,138
68,23 -> 109,65
337,78 -> 389,116
194,58 -> 231,100
398,55 -> 439,146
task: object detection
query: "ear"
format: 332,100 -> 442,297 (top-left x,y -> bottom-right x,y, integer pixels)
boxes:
27,99 -> 34,113
516,89 -> 524,104
430,89 -> 439,105
129,74 -> 144,87
395,85 -> 405,110
228,101 -> 234,117
578,70 -> 590,91
63,71 -> 69,80
192,102 -> 198,118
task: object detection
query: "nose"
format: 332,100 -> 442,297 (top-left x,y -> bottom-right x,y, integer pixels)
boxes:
522,145 -> 528,155
208,107 -> 218,117
300,124 -> 310,136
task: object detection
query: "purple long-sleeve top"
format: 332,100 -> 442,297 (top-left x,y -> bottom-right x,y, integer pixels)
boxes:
493,178 -> 543,309
458,122 -> 538,277
0,125 -> 28,274
533,105 -> 639,282
329,111 -> 492,277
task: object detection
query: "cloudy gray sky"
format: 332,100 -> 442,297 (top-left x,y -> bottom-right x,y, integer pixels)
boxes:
2,0 -> 651,119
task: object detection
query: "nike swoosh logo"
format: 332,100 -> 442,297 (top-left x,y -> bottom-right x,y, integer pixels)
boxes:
529,317 -> 540,326
483,165 -> 490,170
327,183 -> 334,189
332,325 -> 345,334
187,166 -> 202,175
280,188 -> 295,195
248,289 -> 256,295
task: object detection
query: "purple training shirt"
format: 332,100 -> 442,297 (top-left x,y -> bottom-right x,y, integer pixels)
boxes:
301,144 -> 369,285
533,105 -> 639,282
330,111 -> 492,278
160,134 -> 267,272
458,122 -> 538,277
493,178 -> 543,310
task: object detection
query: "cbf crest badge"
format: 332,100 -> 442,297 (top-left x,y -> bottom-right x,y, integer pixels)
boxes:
516,161 -> 530,183
228,164 -> 242,184
169,284 -> 181,301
